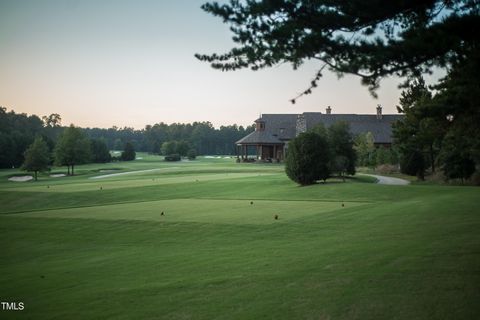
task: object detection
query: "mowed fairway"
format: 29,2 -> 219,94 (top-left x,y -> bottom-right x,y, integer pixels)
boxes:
1,155 -> 479,319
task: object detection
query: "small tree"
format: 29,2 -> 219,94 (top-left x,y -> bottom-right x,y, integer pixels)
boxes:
441,133 -> 476,183
327,121 -> 356,176
330,155 -> 349,182
187,149 -> 197,160
285,132 -> 331,186
54,125 -> 91,175
443,152 -> 475,184
176,140 -> 190,157
22,137 -> 50,181
113,139 -> 123,151
121,142 -> 136,161
375,147 -> 389,166
91,139 -> 111,163
354,132 -> 376,167
161,141 -> 177,156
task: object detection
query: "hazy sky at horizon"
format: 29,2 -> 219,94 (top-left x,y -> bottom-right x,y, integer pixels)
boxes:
0,0 -> 441,129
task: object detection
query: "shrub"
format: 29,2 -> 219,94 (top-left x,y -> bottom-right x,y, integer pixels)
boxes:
400,149 -> 425,180
121,142 -> 136,161
285,132 -> 331,185
375,164 -> 398,175
161,141 -> 177,156
443,152 -> 475,183
187,149 -> 197,160
164,154 -> 181,162
470,171 -> 480,186
91,139 -> 111,163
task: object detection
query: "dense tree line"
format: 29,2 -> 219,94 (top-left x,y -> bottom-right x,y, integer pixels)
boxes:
144,122 -> 254,155
0,107 -> 44,168
82,122 -> 254,155
0,107 -> 254,169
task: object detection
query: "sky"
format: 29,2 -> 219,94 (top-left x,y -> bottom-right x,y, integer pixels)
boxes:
0,0 -> 439,129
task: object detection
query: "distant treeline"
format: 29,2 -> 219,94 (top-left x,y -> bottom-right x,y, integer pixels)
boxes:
0,107 -> 254,168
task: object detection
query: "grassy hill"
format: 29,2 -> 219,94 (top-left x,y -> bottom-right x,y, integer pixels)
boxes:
1,154 -> 479,319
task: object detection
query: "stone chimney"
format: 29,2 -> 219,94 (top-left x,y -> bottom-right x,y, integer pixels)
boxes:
326,106 -> 332,114
376,104 -> 383,120
296,114 -> 306,136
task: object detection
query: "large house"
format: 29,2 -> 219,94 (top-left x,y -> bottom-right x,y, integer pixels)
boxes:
236,106 -> 404,161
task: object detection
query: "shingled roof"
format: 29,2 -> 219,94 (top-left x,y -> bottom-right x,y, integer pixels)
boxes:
303,113 -> 403,144
235,114 -> 297,144
235,130 -> 284,145
257,114 -> 298,140
236,111 -> 403,145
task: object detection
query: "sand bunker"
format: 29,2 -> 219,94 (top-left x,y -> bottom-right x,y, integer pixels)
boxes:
50,174 -> 66,178
8,175 -> 33,182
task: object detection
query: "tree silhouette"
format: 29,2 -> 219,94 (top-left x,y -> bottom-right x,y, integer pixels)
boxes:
54,125 -> 91,175
22,137 -> 50,181
196,0 -> 479,101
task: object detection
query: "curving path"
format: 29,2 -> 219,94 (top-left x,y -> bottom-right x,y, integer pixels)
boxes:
362,174 -> 410,186
90,167 -> 179,179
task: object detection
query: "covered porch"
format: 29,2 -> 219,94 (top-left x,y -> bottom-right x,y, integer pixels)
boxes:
236,143 -> 285,162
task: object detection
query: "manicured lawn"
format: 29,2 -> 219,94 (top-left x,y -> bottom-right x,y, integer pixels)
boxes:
1,156 -> 479,319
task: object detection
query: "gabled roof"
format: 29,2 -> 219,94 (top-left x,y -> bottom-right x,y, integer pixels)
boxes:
256,114 -> 298,140
236,130 -> 284,145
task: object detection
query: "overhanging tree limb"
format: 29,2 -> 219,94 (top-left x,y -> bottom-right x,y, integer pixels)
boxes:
196,0 -> 479,102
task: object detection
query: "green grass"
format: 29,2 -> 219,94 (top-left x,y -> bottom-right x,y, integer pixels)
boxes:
1,156 -> 479,319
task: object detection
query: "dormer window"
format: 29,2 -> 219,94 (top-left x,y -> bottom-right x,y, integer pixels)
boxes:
255,120 -> 265,131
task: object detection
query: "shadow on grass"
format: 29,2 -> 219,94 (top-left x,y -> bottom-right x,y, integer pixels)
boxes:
294,174 -> 377,187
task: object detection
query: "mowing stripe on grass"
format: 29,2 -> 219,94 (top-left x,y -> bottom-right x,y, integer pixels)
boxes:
2,172 -> 277,193
12,198 -> 368,225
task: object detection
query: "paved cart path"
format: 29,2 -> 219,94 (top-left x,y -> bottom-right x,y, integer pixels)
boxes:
362,174 -> 410,185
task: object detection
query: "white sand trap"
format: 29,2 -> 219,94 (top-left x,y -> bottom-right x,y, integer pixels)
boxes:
8,175 -> 33,182
90,167 -> 179,179
136,157 -> 143,160
50,174 -> 66,178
